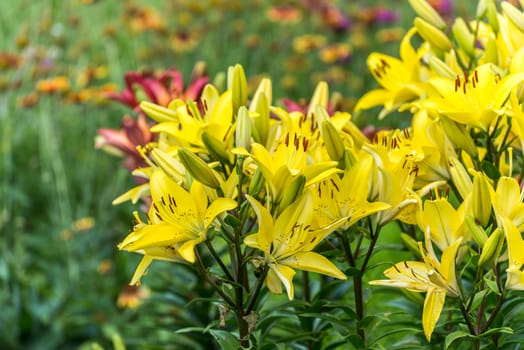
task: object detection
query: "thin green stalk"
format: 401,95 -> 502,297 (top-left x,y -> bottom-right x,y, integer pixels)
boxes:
205,239 -> 234,281
195,248 -> 236,308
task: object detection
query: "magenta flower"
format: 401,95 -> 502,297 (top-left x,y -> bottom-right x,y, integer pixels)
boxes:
103,66 -> 208,111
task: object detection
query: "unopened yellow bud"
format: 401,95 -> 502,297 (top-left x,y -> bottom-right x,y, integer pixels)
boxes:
228,64 -> 248,114
278,175 -> 306,212
472,172 -> 492,227
408,0 -> 446,29
482,37 -> 499,65
248,168 -> 265,196
177,148 -> 220,189
448,156 -> 473,200
202,131 -> 231,165
502,2 -> 524,32
465,215 -> 489,247
452,18 -> 475,58
150,148 -> 185,182
478,228 -> 505,266
321,120 -> 345,162
440,117 -> 478,157
140,101 -> 178,122
249,87 -> 270,146
428,56 -> 456,79
307,81 -> 329,117
414,17 -> 453,52
486,2 -> 500,33
252,77 -> 272,105
235,106 -> 252,150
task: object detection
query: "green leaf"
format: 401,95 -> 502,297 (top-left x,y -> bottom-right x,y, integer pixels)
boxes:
479,326 -> 513,337
481,160 -> 500,181
445,330 -> 470,349
483,275 -> 500,295
208,329 -> 241,350
469,289 -> 490,312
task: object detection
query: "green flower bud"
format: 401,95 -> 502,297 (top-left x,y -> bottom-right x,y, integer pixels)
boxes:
321,120 -> 345,162
478,228 -> 505,266
440,117 -> 478,158
248,168 -> 265,197
408,0 -> 446,29
202,131 -> 231,165
178,148 -> 220,189
140,101 -> 178,122
428,56 -> 456,79
249,87 -> 270,146
278,175 -> 306,212
414,17 -> 453,52
307,81 -> 329,118
502,2 -> 524,32
452,17 -> 475,58
448,156 -> 473,200
228,64 -> 248,114
150,148 -> 186,182
235,106 -> 252,150
465,215 -> 489,247
472,172 -> 492,228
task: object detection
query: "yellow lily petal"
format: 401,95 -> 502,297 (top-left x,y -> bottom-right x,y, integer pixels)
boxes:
422,287 -> 446,342
204,198 -> 237,227
271,264 -> 296,300
280,251 -> 346,280
118,224 -> 193,251
245,195 -> 274,253
112,183 -> 150,205
130,256 -> 153,286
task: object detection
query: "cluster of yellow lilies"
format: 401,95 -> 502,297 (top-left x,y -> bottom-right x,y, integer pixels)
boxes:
112,0 -> 524,344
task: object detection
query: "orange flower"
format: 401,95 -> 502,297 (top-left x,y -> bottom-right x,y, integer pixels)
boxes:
35,76 -> 70,94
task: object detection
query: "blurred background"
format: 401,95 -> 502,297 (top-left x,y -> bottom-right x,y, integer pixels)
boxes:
0,0 -> 468,348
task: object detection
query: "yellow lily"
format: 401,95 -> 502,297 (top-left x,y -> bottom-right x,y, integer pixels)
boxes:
118,169 -> 237,284
244,192 -> 347,300
419,198 -> 467,252
501,217 -> 524,290
313,155 -> 391,230
370,237 -> 462,341
247,133 -> 340,205
355,28 -> 430,116
427,63 -> 524,130
491,176 -> 524,231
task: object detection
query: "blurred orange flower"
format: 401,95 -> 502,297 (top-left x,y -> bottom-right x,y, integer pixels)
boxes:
36,76 -> 70,94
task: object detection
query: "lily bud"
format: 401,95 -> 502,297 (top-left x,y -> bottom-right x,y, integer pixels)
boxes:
228,64 -> 248,114
465,215 -> 489,247
482,37 -> 498,65
408,0 -> 446,29
471,172 -> 492,228
202,131 -> 231,165
178,148 -> 220,189
307,81 -> 329,118
452,18 -> 475,58
248,168 -> 265,196
321,120 -> 345,162
440,117 -> 478,158
448,156 -> 472,200
278,175 -> 306,212
414,17 -> 453,52
150,148 -> 185,182
478,228 -> 505,267
486,1 -> 500,33
502,2 -> 524,32
249,88 -> 270,146
428,56 -> 456,79
140,101 -> 178,122
235,106 -> 252,150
